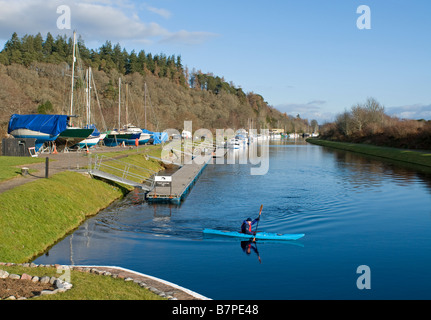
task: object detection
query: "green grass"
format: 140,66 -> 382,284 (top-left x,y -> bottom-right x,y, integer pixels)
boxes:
0,156 -> 45,182
0,147 -> 172,300
306,138 -> 431,168
0,265 -> 166,300
0,147 -> 166,263
0,171 -> 125,263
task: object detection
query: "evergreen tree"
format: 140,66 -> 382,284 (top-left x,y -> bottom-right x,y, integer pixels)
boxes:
43,32 -> 55,57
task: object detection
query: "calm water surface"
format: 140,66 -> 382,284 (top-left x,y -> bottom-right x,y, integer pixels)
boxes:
34,140 -> 431,299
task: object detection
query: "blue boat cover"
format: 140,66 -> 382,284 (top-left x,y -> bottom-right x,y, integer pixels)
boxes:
142,129 -> 168,145
8,114 -> 68,136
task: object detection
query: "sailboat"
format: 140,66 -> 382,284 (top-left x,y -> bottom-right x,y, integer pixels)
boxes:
7,114 -> 68,152
77,67 -> 106,149
55,31 -> 96,151
103,78 -> 142,147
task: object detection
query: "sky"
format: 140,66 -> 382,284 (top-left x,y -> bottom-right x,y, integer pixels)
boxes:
0,0 -> 430,124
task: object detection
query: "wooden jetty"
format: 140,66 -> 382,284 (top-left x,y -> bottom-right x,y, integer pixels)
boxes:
146,159 -> 210,204
88,144 -> 216,204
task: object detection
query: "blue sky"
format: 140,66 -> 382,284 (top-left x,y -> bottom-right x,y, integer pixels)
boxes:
0,0 -> 430,124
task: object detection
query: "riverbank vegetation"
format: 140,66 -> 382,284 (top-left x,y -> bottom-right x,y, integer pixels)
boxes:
319,98 -> 431,150
0,32 -> 314,140
306,138 -> 431,170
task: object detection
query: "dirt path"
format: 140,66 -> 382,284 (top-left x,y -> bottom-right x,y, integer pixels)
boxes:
0,146 -> 128,193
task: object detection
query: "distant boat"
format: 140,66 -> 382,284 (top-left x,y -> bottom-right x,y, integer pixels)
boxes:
103,78 -> 142,147
103,130 -> 141,146
7,114 -> 68,152
123,124 -> 151,145
227,137 -> 245,149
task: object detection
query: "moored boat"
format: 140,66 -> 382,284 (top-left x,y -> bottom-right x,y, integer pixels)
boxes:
7,114 -> 68,152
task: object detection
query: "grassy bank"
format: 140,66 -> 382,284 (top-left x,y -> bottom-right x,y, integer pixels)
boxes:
0,171 -> 126,263
0,156 -> 45,182
0,147 -> 165,263
306,138 -> 431,168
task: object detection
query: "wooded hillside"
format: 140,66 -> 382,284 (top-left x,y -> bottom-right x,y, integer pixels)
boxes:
0,32 -> 313,138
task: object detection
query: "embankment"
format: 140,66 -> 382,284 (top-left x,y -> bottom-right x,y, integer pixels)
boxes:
0,149 -> 165,263
306,138 -> 431,169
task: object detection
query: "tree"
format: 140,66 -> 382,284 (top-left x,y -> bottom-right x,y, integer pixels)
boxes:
43,32 -> 55,57
310,119 -> 318,133
37,100 -> 54,114
351,104 -> 367,132
4,32 -> 21,52
126,50 -> 140,74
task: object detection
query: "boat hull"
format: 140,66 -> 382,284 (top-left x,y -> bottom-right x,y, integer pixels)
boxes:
203,229 -> 305,241
103,133 -> 141,147
56,128 -> 95,150
9,129 -> 59,151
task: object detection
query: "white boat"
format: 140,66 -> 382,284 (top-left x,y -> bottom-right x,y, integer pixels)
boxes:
123,124 -> 151,145
227,138 -> 243,149
270,133 -> 281,140
256,134 -> 268,141
8,114 -> 68,152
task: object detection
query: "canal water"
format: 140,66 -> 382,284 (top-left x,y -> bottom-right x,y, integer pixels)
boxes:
34,139 -> 431,300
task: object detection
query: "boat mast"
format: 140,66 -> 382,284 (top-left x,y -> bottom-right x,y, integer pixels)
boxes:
118,77 -> 121,130
86,67 -> 92,126
125,83 -> 129,127
144,82 -> 147,129
70,31 -> 76,125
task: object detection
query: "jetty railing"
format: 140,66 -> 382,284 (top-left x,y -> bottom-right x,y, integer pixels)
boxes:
88,154 -> 157,191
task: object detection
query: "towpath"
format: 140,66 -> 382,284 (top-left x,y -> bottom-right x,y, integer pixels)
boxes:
0,146 -> 127,194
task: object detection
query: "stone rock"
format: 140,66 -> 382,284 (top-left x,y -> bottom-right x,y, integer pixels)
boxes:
40,290 -> 55,295
55,280 -> 73,290
40,276 -> 50,284
0,270 -> 9,279
149,287 -> 161,295
21,273 -> 32,281
8,274 -> 20,280
32,276 -> 40,282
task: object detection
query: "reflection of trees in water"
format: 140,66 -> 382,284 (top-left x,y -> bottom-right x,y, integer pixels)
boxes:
325,148 -> 431,193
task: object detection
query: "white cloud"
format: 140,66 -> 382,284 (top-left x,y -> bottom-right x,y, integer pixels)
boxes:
386,104 -> 431,120
160,30 -> 220,45
275,100 -> 335,124
0,0 -> 217,46
146,6 -> 172,19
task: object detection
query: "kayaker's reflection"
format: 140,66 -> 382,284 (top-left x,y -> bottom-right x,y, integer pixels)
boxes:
241,240 -> 262,264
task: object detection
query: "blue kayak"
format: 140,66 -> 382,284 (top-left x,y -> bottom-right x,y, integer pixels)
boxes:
203,229 -> 305,241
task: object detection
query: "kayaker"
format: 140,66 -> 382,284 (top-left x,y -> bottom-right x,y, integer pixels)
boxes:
241,216 -> 260,235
